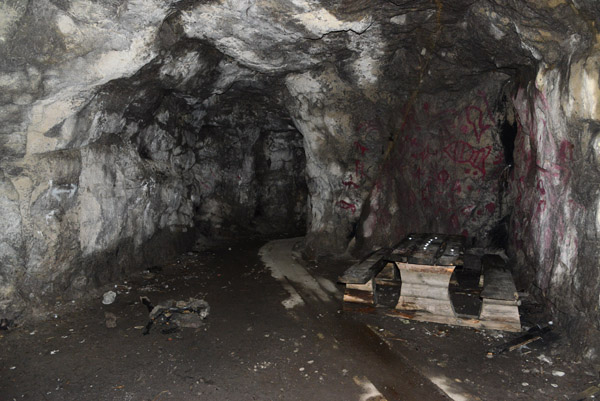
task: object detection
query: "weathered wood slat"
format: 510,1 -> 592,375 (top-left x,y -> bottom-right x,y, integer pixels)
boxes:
388,233 -> 465,266
479,254 -> 521,331
338,248 -> 389,284
387,233 -> 428,262
480,255 -> 518,302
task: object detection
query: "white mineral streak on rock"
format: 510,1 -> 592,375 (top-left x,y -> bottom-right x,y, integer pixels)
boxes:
390,14 -> 407,25
290,0 -> 371,37
348,26 -> 384,86
567,54 -> 600,120
286,73 -> 330,233
182,1 -> 309,72
0,2 -> 25,43
25,0 -> 174,155
489,22 -> 505,40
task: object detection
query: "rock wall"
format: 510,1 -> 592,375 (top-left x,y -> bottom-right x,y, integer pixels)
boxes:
356,79 -> 510,250
507,56 -> 600,360
0,1 -> 309,319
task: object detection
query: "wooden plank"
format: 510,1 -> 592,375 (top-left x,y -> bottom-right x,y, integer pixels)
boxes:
480,255 -> 518,302
437,236 -> 466,266
338,248 -> 389,284
384,309 -> 521,332
387,233 -> 428,262
388,233 -> 465,266
407,235 -> 445,265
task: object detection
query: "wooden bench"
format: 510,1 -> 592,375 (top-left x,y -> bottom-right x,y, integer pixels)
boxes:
479,254 -> 521,331
338,248 -> 390,306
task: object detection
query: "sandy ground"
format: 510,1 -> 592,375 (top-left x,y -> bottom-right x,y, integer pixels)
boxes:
0,237 -> 597,400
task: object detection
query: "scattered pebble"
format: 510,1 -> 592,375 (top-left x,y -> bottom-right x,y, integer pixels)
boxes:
102,291 -> 116,305
537,354 -> 552,365
552,371 -> 565,377
299,367 -> 305,372
10,366 -> 16,370
50,350 -> 59,355
307,360 -> 314,364
551,383 -> 558,388
522,382 -> 529,387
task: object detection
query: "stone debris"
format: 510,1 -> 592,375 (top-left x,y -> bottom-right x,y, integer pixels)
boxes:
104,312 -> 117,328
140,296 -> 209,335
0,318 -> 12,330
102,291 -> 116,305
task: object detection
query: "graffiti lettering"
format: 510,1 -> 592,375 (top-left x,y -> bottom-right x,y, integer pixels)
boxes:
443,141 -> 492,177
336,200 -> 357,213
466,105 -> 492,143
353,141 -> 369,156
342,176 -> 360,189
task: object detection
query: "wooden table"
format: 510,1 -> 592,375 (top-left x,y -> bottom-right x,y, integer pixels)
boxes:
388,233 -> 465,318
339,232 -> 521,331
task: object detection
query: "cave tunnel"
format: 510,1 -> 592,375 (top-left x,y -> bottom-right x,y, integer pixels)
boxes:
2,0 -> 600,399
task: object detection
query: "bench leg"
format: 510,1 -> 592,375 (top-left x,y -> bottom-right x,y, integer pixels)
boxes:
343,279 -> 377,306
480,300 -> 521,330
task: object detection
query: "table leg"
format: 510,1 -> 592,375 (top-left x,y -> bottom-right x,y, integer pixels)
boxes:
395,262 -> 457,317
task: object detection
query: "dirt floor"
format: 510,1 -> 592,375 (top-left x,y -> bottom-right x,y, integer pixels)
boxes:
0,237 -> 598,400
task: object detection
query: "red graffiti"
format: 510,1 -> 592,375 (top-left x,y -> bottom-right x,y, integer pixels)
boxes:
466,106 -> 492,143
342,177 -> 360,189
536,179 -> 546,195
411,144 -> 437,162
423,102 -> 430,112
477,90 -> 494,120
355,160 -> 365,178
400,107 -> 420,132
357,120 -> 379,136
536,199 -> 547,215
443,141 -> 492,177
437,169 -> 449,184
452,180 -> 462,194
354,141 -> 369,156
492,153 -> 504,165
336,200 -> 357,213
450,213 -> 460,229
485,202 -> 496,214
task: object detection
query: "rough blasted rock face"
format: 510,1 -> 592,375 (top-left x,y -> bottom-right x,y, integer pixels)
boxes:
2,0 -> 600,361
